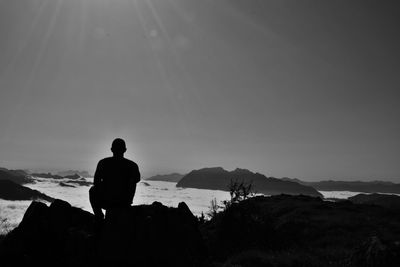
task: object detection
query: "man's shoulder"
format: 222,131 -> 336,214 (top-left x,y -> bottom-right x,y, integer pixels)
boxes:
98,157 -> 138,169
99,157 -> 113,162
123,158 -> 139,168
97,157 -> 113,165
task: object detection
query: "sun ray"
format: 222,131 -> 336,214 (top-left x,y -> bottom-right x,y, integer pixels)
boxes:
131,0 -> 194,135
0,0 -> 50,81
131,0 -> 176,98
143,0 -> 204,117
0,0 -> 64,146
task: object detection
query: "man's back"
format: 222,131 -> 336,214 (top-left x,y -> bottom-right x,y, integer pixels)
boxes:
94,156 -> 140,207
90,138 -> 140,220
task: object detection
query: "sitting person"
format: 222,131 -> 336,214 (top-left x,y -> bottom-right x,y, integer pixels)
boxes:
89,138 -> 140,221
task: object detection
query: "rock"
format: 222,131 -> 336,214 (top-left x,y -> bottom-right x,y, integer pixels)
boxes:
348,236 -> 400,267
64,180 -> 92,187
63,174 -> 81,179
1,199 -> 207,267
59,182 -> 75,188
201,195 -> 400,265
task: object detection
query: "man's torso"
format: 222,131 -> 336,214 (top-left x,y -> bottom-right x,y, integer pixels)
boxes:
95,157 -> 140,206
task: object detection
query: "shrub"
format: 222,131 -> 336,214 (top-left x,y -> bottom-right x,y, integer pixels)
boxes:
207,198 -> 221,220
223,180 -> 254,210
0,217 -> 11,236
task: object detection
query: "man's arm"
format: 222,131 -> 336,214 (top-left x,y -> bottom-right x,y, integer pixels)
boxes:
93,160 -> 103,186
126,163 -> 140,204
133,163 -> 140,183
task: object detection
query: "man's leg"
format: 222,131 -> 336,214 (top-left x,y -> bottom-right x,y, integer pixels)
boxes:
89,186 -> 104,220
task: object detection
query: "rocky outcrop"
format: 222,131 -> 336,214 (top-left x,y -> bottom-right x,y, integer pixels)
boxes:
201,195 -> 400,266
349,236 -> 400,267
63,174 -> 81,179
0,199 -> 206,267
0,180 -> 54,201
63,179 -> 93,187
59,182 -> 76,188
2,194 -> 400,266
177,167 -> 322,197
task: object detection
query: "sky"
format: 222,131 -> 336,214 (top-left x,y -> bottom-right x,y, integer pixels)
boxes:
0,0 -> 399,181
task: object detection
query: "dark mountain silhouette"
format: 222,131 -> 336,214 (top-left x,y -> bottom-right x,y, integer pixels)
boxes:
63,179 -> 92,187
0,199 -> 206,267
31,172 -> 64,179
146,173 -> 184,182
176,167 -> 322,197
0,180 -> 53,202
349,193 -> 400,210
0,168 -> 33,184
59,182 -> 75,188
57,170 -> 92,177
62,174 -> 81,179
282,178 -> 400,194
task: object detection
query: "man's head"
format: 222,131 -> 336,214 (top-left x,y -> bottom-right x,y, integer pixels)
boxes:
111,138 -> 127,157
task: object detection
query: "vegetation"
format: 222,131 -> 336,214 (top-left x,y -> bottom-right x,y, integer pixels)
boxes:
206,180 -> 254,220
224,179 -> 254,207
0,216 -> 11,246
207,198 -> 221,220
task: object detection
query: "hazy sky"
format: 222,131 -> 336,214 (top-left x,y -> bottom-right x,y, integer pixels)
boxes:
0,0 -> 399,181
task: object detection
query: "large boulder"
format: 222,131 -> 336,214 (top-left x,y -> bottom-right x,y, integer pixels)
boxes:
0,200 -> 206,267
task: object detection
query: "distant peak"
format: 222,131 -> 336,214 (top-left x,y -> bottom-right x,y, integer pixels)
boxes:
232,168 -> 253,174
198,167 -> 225,172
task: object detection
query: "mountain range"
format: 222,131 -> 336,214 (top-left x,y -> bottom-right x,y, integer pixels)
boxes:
146,173 -> 185,183
56,170 -> 92,177
282,178 -> 400,194
176,167 -> 322,197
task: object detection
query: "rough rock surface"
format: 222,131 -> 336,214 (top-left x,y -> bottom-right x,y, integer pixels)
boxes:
0,199 -> 206,267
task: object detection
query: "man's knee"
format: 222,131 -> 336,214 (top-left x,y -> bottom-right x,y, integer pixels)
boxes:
89,186 -> 96,199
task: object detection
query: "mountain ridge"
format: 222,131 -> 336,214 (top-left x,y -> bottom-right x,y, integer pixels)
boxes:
282,178 -> 400,194
177,167 -> 322,197
146,173 -> 184,183
0,180 -> 54,202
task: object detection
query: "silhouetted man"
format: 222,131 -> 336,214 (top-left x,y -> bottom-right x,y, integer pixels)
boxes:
89,138 -> 140,221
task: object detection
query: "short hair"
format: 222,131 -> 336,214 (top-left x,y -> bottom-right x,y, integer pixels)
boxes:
111,138 -> 126,153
